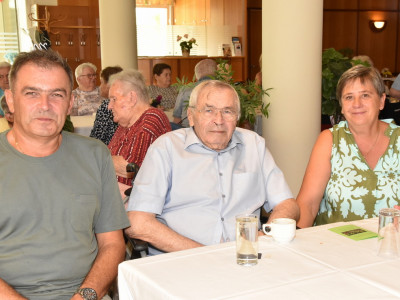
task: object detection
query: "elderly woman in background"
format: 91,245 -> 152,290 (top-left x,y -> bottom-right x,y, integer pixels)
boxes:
90,66 -> 123,145
71,62 -> 104,116
0,95 -> 13,132
148,63 -> 177,110
297,65 -> 400,228
108,69 -> 171,196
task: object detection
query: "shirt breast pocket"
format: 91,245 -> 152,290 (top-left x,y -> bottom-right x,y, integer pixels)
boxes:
232,172 -> 265,211
69,194 -> 99,233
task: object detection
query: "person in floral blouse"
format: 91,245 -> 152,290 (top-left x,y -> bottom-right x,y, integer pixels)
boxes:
89,66 -> 122,145
297,65 -> 400,227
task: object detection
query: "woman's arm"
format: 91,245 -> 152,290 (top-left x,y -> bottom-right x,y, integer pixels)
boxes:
296,129 -> 333,228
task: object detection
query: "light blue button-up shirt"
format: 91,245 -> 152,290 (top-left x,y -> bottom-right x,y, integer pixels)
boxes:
128,127 -> 293,255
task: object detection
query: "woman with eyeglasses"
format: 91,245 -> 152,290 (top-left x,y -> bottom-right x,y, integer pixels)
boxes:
71,62 -> 104,116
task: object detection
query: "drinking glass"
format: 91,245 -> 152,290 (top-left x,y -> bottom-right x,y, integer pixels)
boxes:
236,214 -> 258,266
377,208 -> 400,259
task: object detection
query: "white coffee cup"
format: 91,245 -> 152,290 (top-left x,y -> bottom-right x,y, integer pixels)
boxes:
262,218 -> 296,243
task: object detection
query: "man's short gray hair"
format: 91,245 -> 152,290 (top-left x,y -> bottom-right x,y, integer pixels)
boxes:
0,61 -> 11,69
9,49 -> 73,91
189,80 -> 241,119
194,59 -> 217,80
108,69 -> 149,103
75,62 -> 97,81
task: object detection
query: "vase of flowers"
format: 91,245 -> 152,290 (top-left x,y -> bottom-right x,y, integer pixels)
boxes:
177,34 -> 197,57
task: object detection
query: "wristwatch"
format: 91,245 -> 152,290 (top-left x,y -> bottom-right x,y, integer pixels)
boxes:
76,287 -> 97,300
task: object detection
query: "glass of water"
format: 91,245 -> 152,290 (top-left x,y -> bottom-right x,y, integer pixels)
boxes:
236,214 -> 258,266
377,208 -> 400,259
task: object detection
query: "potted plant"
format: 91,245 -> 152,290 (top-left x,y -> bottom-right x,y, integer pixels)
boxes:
322,48 -> 370,124
214,61 -> 270,127
172,60 -> 271,129
177,34 -> 197,57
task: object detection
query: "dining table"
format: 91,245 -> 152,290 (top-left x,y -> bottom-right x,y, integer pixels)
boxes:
70,115 -> 96,137
118,218 -> 400,299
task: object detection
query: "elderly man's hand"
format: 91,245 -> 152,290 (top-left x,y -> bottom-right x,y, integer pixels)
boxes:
111,155 -> 130,178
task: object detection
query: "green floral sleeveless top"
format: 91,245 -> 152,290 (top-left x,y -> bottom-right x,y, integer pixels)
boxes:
314,120 -> 400,225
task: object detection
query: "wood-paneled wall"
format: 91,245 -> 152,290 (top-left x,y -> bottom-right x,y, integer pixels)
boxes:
138,56 -> 244,85
323,0 -> 400,73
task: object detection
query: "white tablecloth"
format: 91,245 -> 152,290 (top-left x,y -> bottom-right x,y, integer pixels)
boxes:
118,218 -> 400,300
71,115 -> 95,137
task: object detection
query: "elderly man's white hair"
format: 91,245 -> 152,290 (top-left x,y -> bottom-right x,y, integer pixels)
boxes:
75,62 -> 97,82
108,69 -> 150,103
194,59 -> 217,80
0,61 -> 11,69
189,80 -> 241,120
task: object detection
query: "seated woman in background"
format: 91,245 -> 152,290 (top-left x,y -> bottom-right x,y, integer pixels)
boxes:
90,66 -> 123,145
107,69 -> 171,197
0,95 -> 13,132
148,63 -> 178,110
255,54 -> 262,86
297,65 -> 400,227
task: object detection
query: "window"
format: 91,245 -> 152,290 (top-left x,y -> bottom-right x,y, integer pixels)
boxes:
136,7 -> 207,57
0,0 -> 19,62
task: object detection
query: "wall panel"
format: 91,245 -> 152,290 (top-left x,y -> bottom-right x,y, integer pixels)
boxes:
359,0 -> 398,11
323,0 -> 358,10
323,11 -> 358,52
358,11 -> 398,71
323,1 -> 400,73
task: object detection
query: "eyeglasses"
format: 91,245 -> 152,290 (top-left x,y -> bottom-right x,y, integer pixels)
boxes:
191,106 -> 238,121
80,73 -> 97,79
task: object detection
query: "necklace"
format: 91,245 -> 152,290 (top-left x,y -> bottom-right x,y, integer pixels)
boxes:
11,131 -> 61,156
14,139 -> 24,154
361,129 -> 380,157
12,132 -> 25,154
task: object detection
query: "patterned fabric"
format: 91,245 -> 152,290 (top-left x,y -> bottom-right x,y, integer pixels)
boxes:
148,85 -> 178,110
108,107 -> 171,185
90,99 -> 118,145
0,88 -> 4,116
71,87 -> 104,116
315,120 -> 400,225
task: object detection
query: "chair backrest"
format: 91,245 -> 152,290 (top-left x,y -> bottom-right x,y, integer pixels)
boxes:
124,162 -> 149,259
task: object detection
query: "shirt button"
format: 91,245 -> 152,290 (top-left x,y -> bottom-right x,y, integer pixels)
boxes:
221,217 -> 224,221
222,194 -> 226,198
219,173 -> 223,176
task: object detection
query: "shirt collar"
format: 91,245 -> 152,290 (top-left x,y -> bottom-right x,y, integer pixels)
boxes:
184,127 -> 243,153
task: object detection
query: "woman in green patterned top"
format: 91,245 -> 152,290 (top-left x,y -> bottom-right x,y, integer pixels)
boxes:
297,65 -> 400,227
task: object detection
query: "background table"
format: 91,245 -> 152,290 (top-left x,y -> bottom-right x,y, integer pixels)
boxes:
118,218 -> 400,299
70,115 -> 95,137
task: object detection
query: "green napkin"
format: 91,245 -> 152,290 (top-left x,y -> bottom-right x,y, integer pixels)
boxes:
329,224 -> 378,241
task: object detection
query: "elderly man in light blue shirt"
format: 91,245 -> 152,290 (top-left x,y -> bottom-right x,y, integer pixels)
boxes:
126,80 -> 299,255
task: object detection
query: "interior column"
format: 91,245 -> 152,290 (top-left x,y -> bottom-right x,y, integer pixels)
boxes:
262,0 -> 323,196
98,0 -> 138,69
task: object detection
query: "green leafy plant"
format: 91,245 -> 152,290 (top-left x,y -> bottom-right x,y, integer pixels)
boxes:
214,60 -> 271,125
322,48 -> 370,124
177,34 -> 197,51
172,60 -> 271,126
